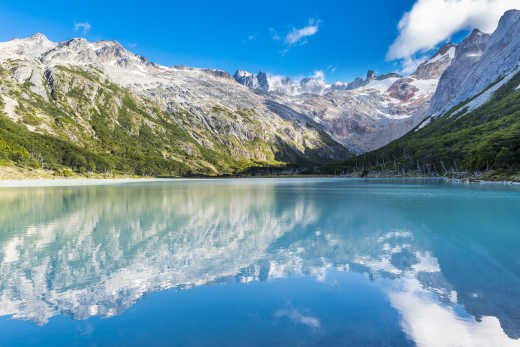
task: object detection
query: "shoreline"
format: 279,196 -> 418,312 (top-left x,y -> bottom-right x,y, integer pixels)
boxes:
0,177 -> 178,188
0,174 -> 519,188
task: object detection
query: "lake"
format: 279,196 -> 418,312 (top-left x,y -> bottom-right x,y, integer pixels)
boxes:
0,178 -> 519,346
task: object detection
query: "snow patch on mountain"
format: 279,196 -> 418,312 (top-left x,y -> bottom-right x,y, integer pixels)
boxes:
362,77 -> 400,93
231,43 -> 456,152
0,33 -> 57,61
409,79 -> 438,97
429,46 -> 456,64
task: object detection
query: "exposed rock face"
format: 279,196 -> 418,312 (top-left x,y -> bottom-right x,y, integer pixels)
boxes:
234,70 -> 259,89
376,73 -> 401,80
387,78 -> 420,102
414,43 -> 457,80
257,71 -> 269,91
346,76 -> 369,90
344,70 -> 380,90
429,10 -> 520,117
203,69 -> 233,80
427,30 -> 491,116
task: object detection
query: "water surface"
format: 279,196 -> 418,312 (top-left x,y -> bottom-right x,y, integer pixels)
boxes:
0,178 -> 519,346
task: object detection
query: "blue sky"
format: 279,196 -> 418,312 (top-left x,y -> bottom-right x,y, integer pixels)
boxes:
0,0 -> 516,82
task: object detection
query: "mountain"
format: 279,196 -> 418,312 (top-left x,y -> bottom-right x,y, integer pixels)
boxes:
0,35 -> 351,177
234,44 -> 456,152
332,10 -> 520,179
428,10 -> 520,117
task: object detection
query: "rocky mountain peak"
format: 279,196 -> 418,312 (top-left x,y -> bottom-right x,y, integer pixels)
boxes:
436,42 -> 457,56
346,70 -> 378,90
413,43 -> 457,80
234,70 -> 259,89
28,33 -> 50,42
37,36 -> 154,71
456,29 -> 490,58
497,9 -> 520,31
0,33 -> 57,61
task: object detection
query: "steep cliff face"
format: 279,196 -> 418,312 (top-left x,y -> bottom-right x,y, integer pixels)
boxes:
414,43 -> 457,80
0,35 -> 351,176
428,10 -> 520,117
427,30 -> 491,116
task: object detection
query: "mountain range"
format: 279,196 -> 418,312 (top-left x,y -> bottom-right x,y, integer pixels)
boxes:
0,9 -> 519,177
333,9 -> 520,179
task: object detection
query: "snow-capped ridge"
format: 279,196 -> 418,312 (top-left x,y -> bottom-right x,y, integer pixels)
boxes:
231,40 -> 459,152
27,32 -> 50,42
0,33 -> 57,61
413,43 -> 456,80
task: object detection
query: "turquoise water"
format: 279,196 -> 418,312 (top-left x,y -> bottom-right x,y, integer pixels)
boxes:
0,178 -> 519,346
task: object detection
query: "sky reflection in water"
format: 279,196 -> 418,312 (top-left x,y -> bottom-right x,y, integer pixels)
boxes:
0,178 -> 519,346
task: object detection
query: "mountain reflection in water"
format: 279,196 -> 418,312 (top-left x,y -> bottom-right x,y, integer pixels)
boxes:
0,178 -> 519,346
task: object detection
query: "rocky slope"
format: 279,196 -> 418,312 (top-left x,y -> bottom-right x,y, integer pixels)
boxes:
234,44 -> 456,152
332,10 -> 520,177
0,35 -> 351,176
428,9 -> 520,117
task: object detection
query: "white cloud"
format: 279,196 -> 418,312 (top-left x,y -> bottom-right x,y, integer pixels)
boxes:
400,56 -> 428,74
387,0 -> 519,60
388,277 -> 519,347
74,22 -> 91,36
311,70 -> 325,81
285,19 -> 320,45
275,308 -> 321,329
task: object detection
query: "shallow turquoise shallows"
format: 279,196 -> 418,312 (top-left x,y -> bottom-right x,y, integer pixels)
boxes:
0,178 -> 519,347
